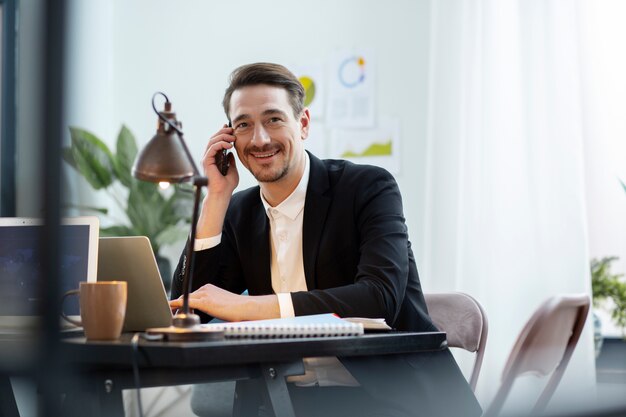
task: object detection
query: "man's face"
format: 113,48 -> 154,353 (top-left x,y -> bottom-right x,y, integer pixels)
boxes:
229,85 -> 309,183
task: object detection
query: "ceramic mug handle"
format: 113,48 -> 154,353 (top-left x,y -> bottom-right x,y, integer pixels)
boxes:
61,289 -> 82,327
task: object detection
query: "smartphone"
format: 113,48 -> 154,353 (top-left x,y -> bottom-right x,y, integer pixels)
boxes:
215,122 -> 231,176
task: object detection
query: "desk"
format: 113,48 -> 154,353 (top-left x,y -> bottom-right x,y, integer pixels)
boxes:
59,331 -> 447,417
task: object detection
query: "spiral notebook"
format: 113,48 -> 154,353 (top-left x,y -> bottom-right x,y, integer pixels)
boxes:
201,313 -> 365,339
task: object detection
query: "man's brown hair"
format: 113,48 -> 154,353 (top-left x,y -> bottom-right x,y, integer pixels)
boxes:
222,63 -> 305,121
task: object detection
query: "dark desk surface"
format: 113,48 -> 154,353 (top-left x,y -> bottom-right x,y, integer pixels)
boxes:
61,331 -> 448,369
4,331 -> 453,417
61,331 -> 449,417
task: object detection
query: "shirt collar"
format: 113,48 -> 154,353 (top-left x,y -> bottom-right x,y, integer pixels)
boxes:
260,152 -> 310,221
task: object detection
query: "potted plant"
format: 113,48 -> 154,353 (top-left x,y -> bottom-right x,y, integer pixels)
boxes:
591,256 -> 626,342
62,125 -> 194,290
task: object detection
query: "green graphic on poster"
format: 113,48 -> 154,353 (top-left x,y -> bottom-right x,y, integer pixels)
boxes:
341,140 -> 392,158
299,76 -> 316,107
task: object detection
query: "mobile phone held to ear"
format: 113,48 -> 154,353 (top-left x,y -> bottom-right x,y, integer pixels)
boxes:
215,122 -> 232,176
215,149 -> 229,176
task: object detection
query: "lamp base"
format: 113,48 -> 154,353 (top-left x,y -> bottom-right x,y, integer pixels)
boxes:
172,312 -> 201,328
146,311 -> 224,341
146,325 -> 224,342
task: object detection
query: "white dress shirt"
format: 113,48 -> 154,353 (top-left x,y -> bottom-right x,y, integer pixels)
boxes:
260,154 -> 309,318
195,153 -> 358,387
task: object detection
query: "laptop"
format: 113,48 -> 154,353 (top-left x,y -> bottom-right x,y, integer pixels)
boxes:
97,236 -> 172,331
0,216 -> 100,329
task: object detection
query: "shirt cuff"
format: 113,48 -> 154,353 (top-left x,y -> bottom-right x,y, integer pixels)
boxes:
276,293 -> 295,318
194,234 -> 222,251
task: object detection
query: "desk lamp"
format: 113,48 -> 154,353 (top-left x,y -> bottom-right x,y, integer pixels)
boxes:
132,92 -> 221,341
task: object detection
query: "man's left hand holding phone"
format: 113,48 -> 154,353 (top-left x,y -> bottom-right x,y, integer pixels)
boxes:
196,122 -> 239,235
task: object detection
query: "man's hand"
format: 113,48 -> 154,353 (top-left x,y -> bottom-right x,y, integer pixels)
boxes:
169,284 -> 281,322
195,125 -> 240,239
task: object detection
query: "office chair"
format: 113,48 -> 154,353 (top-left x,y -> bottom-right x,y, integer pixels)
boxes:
191,381 -> 236,417
424,292 -> 488,391
483,293 -> 590,417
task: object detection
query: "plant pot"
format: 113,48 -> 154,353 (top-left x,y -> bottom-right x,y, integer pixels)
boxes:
593,311 -> 604,358
596,337 -> 626,384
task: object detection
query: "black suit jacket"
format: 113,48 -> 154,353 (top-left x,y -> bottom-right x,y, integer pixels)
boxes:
173,152 -> 435,332
172,153 -> 482,416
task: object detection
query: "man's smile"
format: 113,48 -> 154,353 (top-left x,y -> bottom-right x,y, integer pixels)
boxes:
251,150 -> 279,159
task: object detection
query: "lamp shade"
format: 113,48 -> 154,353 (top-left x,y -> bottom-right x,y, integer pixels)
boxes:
132,117 -> 195,183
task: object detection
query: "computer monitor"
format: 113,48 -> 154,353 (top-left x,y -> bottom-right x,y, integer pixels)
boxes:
0,217 -> 99,328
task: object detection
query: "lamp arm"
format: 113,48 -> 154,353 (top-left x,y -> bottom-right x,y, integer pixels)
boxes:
139,91 -> 224,337
181,177 -> 207,315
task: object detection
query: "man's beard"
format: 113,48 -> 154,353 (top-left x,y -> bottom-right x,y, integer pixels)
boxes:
245,145 -> 289,183
250,161 -> 289,183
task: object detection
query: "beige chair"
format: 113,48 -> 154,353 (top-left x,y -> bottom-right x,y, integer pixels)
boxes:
483,293 -> 590,417
424,292 -> 488,391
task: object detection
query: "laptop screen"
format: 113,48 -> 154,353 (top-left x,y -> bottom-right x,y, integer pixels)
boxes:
0,217 -> 99,318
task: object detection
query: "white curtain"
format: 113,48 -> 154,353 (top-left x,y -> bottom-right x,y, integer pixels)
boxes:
579,0 -> 626,337
421,0 -> 596,414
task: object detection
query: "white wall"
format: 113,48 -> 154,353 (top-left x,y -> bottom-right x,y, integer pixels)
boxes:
64,0 -> 432,266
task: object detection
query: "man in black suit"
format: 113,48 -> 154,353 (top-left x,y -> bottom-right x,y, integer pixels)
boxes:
171,63 -> 480,417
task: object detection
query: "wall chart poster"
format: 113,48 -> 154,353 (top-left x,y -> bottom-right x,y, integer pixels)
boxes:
330,116 -> 400,175
293,64 -> 326,120
327,49 -> 376,128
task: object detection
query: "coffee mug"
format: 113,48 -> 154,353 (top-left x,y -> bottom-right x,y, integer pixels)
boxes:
62,281 -> 127,340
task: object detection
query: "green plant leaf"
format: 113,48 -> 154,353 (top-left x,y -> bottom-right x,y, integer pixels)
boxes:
65,124 -> 196,261
126,179 -> 166,243
62,148 -> 78,170
591,257 -> 621,304
61,203 -> 109,215
114,125 -> 138,187
68,127 -> 115,189
620,179 -> 626,194
161,184 -> 195,226
155,224 -> 189,248
591,256 -> 626,336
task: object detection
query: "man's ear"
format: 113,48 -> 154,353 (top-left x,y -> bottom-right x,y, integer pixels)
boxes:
300,108 -> 311,140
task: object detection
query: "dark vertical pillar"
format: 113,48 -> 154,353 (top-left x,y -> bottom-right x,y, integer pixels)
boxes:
37,1 -> 67,416
0,0 -> 17,216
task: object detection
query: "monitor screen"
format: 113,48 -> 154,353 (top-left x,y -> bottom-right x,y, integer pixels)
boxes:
0,217 -> 99,318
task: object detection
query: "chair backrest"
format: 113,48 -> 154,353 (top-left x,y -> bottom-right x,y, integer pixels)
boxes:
484,293 -> 590,417
424,292 -> 488,391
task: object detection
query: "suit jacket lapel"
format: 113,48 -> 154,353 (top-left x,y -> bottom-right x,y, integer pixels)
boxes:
302,152 -> 331,290
248,195 -> 273,294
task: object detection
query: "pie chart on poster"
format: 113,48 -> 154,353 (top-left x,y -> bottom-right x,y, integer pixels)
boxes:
299,76 -> 316,107
338,56 -> 366,88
